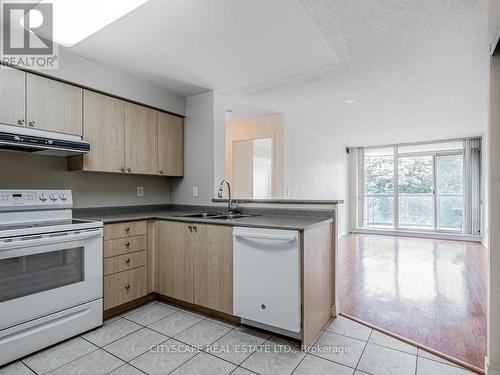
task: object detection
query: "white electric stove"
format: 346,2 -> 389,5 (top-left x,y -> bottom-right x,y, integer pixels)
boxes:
0,190 -> 103,366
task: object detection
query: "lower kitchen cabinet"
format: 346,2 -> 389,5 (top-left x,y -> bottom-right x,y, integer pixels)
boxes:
157,221 -> 233,314
104,266 -> 147,310
157,221 -> 194,303
193,224 -> 233,314
103,220 -> 150,312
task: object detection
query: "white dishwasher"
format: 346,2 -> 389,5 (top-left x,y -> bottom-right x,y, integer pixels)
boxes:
233,227 -> 301,334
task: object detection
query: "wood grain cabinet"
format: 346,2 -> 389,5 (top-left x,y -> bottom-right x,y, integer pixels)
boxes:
125,102 -> 158,175
103,220 -> 149,311
26,73 -> 83,136
157,221 -> 194,303
157,221 -> 233,314
158,112 -> 183,176
0,66 -> 25,127
193,224 -> 233,314
71,91 -> 125,173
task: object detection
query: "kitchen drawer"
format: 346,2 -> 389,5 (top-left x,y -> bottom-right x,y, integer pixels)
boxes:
104,266 -> 147,310
103,235 -> 147,258
104,221 -> 147,240
104,250 -> 147,276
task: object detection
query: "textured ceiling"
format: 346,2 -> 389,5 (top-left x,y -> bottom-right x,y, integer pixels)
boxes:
227,0 -> 489,146
67,0 -> 489,146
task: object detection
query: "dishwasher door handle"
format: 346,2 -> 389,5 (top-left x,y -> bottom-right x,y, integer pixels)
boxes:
233,232 -> 297,242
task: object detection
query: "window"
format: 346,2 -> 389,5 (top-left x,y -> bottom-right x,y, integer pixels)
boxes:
360,139 -> 476,234
363,148 -> 394,228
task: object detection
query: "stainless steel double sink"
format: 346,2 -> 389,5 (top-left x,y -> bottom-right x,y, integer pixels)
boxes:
176,212 -> 254,220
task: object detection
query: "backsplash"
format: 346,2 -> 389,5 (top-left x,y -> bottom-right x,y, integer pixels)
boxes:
0,151 -> 171,208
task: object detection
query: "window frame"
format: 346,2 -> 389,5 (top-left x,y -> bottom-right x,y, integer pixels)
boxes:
360,141 -> 466,233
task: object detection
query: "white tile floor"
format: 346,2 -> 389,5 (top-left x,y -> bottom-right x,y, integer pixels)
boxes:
0,302 -> 480,375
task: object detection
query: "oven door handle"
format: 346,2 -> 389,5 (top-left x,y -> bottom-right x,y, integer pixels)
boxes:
0,229 -> 103,251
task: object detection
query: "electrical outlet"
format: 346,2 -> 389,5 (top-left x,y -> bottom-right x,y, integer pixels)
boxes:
137,186 -> 144,197
192,186 -> 198,197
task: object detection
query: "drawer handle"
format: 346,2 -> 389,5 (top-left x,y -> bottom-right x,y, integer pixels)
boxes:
193,225 -> 197,232
188,225 -> 193,232
125,258 -> 130,263
261,304 -> 266,310
125,227 -> 130,232
125,284 -> 130,290
125,241 -> 130,246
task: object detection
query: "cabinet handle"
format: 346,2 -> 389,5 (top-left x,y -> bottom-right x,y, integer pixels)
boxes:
127,167 -> 131,173
120,167 -> 125,172
17,119 -> 25,126
125,284 -> 130,290
193,225 -> 197,232
125,241 -> 130,246
28,120 -> 36,127
261,304 -> 266,310
125,258 -> 130,264
188,225 -> 193,232
125,227 -> 130,233
159,170 -> 164,175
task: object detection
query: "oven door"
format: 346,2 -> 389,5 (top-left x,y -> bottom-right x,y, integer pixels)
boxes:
0,228 -> 102,330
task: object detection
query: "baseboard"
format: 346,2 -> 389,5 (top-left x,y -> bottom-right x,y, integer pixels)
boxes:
486,357 -> 500,375
351,228 -> 483,242
332,303 -> 340,317
103,293 -> 157,320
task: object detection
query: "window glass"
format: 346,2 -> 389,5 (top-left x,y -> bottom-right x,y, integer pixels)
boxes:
364,148 -> 394,194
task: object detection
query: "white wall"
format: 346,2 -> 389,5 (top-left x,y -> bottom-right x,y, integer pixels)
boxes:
32,48 -> 186,115
283,116 -> 349,236
170,91 -> 215,204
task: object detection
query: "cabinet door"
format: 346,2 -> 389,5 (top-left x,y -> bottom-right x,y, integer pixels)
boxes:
157,221 -> 193,303
0,67 -> 25,127
193,224 -> 233,314
81,90 -> 125,173
26,73 -> 83,136
125,103 -> 157,175
157,112 -> 183,176
103,266 -> 147,310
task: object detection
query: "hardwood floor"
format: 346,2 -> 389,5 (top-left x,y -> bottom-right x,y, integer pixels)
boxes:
338,233 -> 487,369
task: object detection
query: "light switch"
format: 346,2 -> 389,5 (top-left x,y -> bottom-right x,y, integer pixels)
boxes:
192,186 -> 198,197
137,186 -> 144,197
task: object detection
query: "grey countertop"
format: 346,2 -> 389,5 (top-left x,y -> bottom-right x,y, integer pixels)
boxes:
212,198 -> 344,204
75,208 -> 333,231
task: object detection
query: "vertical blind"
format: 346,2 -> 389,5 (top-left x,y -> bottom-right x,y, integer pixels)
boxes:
464,138 -> 481,235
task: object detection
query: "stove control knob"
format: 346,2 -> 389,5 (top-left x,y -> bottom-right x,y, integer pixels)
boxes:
39,193 -> 48,201
49,193 -> 58,201
60,193 -> 67,201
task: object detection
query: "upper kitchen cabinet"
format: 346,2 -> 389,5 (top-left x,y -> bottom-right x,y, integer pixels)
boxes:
158,112 -> 183,176
26,73 -> 83,136
0,67 -> 25,127
124,102 -> 158,175
79,90 -> 125,173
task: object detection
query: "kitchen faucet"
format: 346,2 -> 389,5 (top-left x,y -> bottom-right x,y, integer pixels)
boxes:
218,179 -> 238,214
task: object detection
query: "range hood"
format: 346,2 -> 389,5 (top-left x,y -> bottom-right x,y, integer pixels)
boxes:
0,125 -> 90,156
